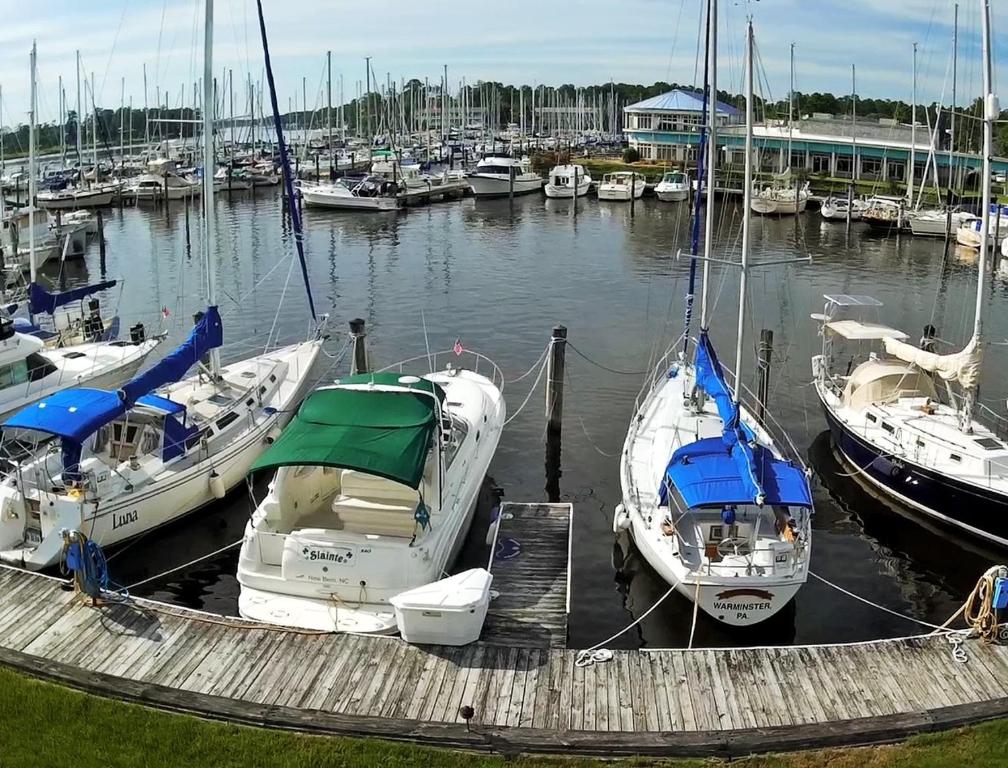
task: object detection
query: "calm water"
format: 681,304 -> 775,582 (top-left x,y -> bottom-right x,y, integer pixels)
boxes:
52,190 -> 1006,649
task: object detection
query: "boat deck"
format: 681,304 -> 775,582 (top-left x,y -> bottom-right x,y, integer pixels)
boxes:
0,502 -> 1006,758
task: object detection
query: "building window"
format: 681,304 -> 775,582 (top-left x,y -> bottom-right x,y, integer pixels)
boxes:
836,156 -> 852,176
657,116 -> 675,132
790,152 -> 806,170
861,157 -> 883,178
812,154 -> 831,174
888,161 -> 905,181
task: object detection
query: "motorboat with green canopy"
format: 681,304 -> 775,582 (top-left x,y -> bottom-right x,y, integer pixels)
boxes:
237,359 -> 505,635
618,12 -> 813,628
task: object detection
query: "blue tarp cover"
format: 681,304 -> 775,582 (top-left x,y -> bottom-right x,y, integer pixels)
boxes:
660,437 -> 813,509
118,305 -> 223,406
3,388 -> 126,443
28,280 -> 117,316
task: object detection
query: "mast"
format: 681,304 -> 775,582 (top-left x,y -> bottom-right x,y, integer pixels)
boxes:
961,0 -> 995,431
908,42 -> 917,203
75,51 -> 82,167
326,51 -> 332,173
735,19 -> 755,403
852,65 -> 857,185
364,57 -> 371,142
950,3 -> 958,196
202,0 -> 220,377
143,63 -> 149,153
119,77 -> 125,159
0,85 -> 4,221
58,77 -> 64,165
29,42 -> 37,285
787,42 -> 794,173
91,72 -> 97,181
699,0 -> 718,329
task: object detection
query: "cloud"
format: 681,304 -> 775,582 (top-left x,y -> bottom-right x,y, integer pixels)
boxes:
0,0 -> 1004,126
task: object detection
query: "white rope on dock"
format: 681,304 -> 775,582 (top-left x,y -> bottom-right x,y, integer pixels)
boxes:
808,570 -> 954,633
124,539 -> 244,591
503,349 -> 550,427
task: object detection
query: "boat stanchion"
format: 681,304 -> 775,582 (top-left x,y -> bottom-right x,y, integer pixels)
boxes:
757,328 -> 773,424
350,318 -> 369,375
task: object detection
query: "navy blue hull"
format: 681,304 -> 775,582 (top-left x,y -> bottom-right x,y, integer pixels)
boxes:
819,400 -> 1008,546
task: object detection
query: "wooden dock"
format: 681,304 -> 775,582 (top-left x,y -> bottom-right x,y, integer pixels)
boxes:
0,502 -> 1006,758
483,503 -> 570,649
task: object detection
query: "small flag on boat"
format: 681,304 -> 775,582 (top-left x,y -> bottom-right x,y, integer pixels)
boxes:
161,306 -> 171,318
453,338 -> 464,356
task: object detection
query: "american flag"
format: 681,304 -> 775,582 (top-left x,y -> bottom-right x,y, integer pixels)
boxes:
452,338 -> 464,356
161,306 -> 171,318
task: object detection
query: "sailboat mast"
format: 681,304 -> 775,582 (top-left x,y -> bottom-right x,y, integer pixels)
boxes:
908,43 -> 916,203
29,42 -> 37,285
735,20 -> 755,403
962,0 -> 995,432
91,72 -> 97,179
788,42 -> 794,171
699,0 -> 717,330
202,0 -> 220,377
852,65 -> 857,183
75,51 -> 82,167
327,51 -> 332,174
950,3 -> 958,195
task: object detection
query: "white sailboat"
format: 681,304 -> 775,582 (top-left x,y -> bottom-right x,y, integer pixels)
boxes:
0,2 -> 325,571
618,12 -> 813,628
812,0 -> 1008,549
237,353 -> 505,634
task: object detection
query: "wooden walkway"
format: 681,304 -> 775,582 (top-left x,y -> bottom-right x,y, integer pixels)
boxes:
483,503 -> 570,649
0,504 -> 1006,757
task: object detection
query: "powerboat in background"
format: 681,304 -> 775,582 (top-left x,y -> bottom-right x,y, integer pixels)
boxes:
467,154 -> 543,198
820,196 -> 867,222
301,176 -> 400,211
544,164 -> 592,198
597,171 -> 645,201
654,170 -> 690,202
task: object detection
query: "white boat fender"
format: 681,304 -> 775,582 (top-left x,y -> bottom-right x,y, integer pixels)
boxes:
485,505 -> 501,547
612,503 -> 631,534
209,470 -> 226,500
265,425 -> 283,444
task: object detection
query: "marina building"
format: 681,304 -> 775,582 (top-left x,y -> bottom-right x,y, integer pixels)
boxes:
624,88 -> 1008,185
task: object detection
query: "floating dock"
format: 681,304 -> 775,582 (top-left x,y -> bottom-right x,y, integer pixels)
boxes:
0,502 -> 1006,758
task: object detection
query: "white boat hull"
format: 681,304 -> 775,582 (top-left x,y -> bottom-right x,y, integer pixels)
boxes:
37,190 -> 115,209
544,179 -> 591,198
467,173 -> 543,198
655,187 -> 689,202
302,187 -> 398,211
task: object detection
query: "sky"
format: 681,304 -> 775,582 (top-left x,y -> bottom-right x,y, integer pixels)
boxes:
0,0 -> 1003,126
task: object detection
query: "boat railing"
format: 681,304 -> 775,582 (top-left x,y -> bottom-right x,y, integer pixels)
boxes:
378,349 -> 505,392
699,533 -> 810,577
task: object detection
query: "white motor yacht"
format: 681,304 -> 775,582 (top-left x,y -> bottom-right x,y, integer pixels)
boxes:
237,358 -> 505,634
544,164 -> 592,198
654,171 -> 690,202
301,177 -> 399,211
597,171 -> 646,201
467,154 -> 543,198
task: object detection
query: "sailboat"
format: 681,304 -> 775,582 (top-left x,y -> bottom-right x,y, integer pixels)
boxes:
812,0 -> 1008,549
618,10 -> 813,628
0,1 -> 325,570
751,43 -> 810,216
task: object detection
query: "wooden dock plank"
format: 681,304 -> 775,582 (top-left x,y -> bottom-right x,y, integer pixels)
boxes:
378,643 -> 429,719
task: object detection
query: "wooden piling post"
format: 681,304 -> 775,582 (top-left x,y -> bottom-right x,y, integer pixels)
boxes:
756,329 -> 773,424
630,175 -> 636,217
845,184 -> 853,231
509,165 -> 515,202
96,208 -> 106,273
350,318 -> 369,375
545,325 -> 567,434
572,165 -> 578,217
545,325 -> 567,503
943,187 -> 954,259
184,199 -> 190,246
163,173 -> 170,216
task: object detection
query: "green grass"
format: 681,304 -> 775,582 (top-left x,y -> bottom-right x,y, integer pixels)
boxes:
0,667 -> 1006,768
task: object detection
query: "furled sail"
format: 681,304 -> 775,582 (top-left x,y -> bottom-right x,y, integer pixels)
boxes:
117,305 -> 223,406
882,334 -> 982,390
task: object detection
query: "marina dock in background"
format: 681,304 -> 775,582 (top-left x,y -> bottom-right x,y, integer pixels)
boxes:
1,502 -> 1007,759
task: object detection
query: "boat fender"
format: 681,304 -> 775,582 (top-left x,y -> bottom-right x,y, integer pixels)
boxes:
613,503 -> 631,534
209,470 -> 226,500
485,505 -> 501,547
266,425 -> 283,444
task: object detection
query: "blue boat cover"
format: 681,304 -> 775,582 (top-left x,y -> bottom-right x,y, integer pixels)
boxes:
4,388 -> 127,443
28,280 -> 117,316
657,330 -> 812,509
118,305 -> 223,406
660,437 -> 813,509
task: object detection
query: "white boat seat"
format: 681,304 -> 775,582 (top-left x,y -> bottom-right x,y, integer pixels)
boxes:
331,495 -> 418,538
340,470 -> 419,504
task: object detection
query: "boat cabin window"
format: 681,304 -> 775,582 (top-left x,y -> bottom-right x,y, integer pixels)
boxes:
950,453 -> 961,463
216,411 -> 239,430
479,165 -> 513,175
0,359 -> 29,388
444,416 -> 469,469
975,437 -> 1003,450
26,353 -> 57,382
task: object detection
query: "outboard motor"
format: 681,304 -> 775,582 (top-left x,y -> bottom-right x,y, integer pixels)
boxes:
129,322 -> 146,344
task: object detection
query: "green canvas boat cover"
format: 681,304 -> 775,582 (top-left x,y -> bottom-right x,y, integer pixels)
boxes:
250,373 -> 445,488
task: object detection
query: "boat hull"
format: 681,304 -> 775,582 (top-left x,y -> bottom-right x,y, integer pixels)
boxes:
467,174 -> 543,198
544,180 -> 591,198
37,190 -> 115,209
302,189 -> 398,211
655,187 -> 688,202
819,391 -> 1008,547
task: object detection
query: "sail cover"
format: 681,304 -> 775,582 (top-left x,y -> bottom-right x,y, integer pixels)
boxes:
118,305 -> 223,406
694,330 -> 754,446
28,280 -> 117,316
882,334 -> 982,389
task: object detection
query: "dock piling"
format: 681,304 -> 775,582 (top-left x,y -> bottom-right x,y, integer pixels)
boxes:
96,209 -> 106,273
845,184 -> 853,231
630,176 -> 636,217
545,326 -> 567,502
572,166 -> 578,217
350,318 -> 369,375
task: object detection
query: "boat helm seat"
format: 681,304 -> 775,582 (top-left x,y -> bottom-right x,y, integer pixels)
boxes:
331,497 -> 419,538
340,470 -> 419,504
